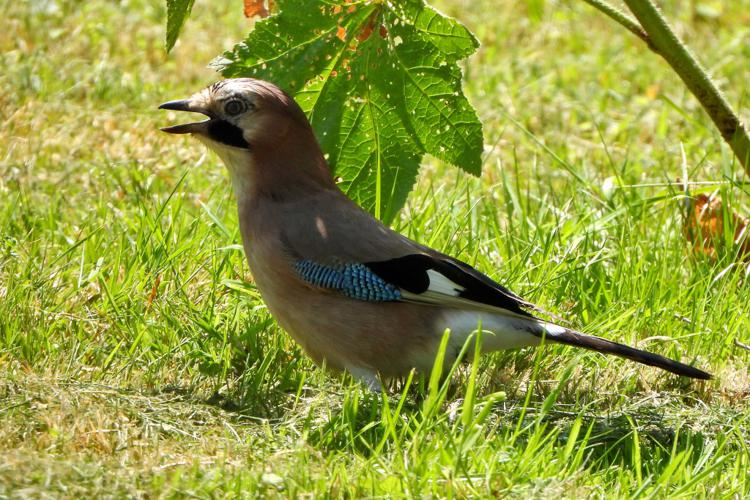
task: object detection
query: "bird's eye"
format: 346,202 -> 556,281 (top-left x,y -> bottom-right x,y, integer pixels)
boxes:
224,99 -> 248,116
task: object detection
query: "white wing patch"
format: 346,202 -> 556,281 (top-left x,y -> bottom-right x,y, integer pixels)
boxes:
426,269 -> 465,296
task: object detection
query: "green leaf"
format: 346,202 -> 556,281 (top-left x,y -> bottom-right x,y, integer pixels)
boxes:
216,0 -> 483,222
165,0 -> 195,52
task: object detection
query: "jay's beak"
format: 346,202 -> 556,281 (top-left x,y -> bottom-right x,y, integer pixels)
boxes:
159,99 -> 213,135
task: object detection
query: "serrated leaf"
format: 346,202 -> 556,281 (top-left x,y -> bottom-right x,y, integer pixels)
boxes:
217,0 -> 483,222
165,0 -> 195,52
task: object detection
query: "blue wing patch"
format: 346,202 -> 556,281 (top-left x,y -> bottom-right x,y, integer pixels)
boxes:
294,260 -> 402,302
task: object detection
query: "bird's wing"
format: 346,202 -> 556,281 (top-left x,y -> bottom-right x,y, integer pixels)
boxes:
275,191 -> 538,319
292,252 -> 535,319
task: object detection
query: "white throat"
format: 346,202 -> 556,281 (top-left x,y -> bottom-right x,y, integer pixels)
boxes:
201,138 -> 254,204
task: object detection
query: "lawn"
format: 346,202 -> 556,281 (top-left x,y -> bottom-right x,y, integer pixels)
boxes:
1,0 -> 749,497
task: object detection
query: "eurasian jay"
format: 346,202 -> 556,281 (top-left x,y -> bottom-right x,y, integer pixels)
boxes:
159,78 -> 711,389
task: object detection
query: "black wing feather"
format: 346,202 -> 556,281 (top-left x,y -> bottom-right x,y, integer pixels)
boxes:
365,254 -> 533,317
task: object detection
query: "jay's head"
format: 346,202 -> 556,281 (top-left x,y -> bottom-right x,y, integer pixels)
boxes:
160,78 -> 332,196
160,78 -> 310,153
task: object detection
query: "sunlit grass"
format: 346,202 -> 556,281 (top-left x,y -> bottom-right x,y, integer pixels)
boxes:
1,0 -> 749,496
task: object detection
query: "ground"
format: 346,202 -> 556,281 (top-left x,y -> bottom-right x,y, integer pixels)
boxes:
1,0 -> 749,497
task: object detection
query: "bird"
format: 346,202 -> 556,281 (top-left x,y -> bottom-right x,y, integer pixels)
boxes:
159,78 -> 711,390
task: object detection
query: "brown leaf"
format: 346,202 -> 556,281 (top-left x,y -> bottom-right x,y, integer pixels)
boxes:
147,275 -> 162,308
684,193 -> 750,259
244,0 -> 269,18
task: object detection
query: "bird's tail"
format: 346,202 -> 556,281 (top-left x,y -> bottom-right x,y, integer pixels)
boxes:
535,323 -> 712,380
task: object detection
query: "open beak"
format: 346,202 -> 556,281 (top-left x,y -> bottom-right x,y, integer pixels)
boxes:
159,99 -> 213,134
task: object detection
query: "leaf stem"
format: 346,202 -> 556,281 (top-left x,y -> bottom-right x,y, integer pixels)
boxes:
580,0 -> 649,45
608,0 -> 750,170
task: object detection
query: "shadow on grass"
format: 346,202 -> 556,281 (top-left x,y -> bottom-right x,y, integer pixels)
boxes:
297,352 -> 725,484
303,387 -> 721,484
161,340 -> 728,484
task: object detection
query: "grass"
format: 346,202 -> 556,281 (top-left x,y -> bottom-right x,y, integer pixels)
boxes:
2,0 -> 749,496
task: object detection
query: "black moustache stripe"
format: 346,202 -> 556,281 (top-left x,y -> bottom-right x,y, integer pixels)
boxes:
208,120 -> 250,149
